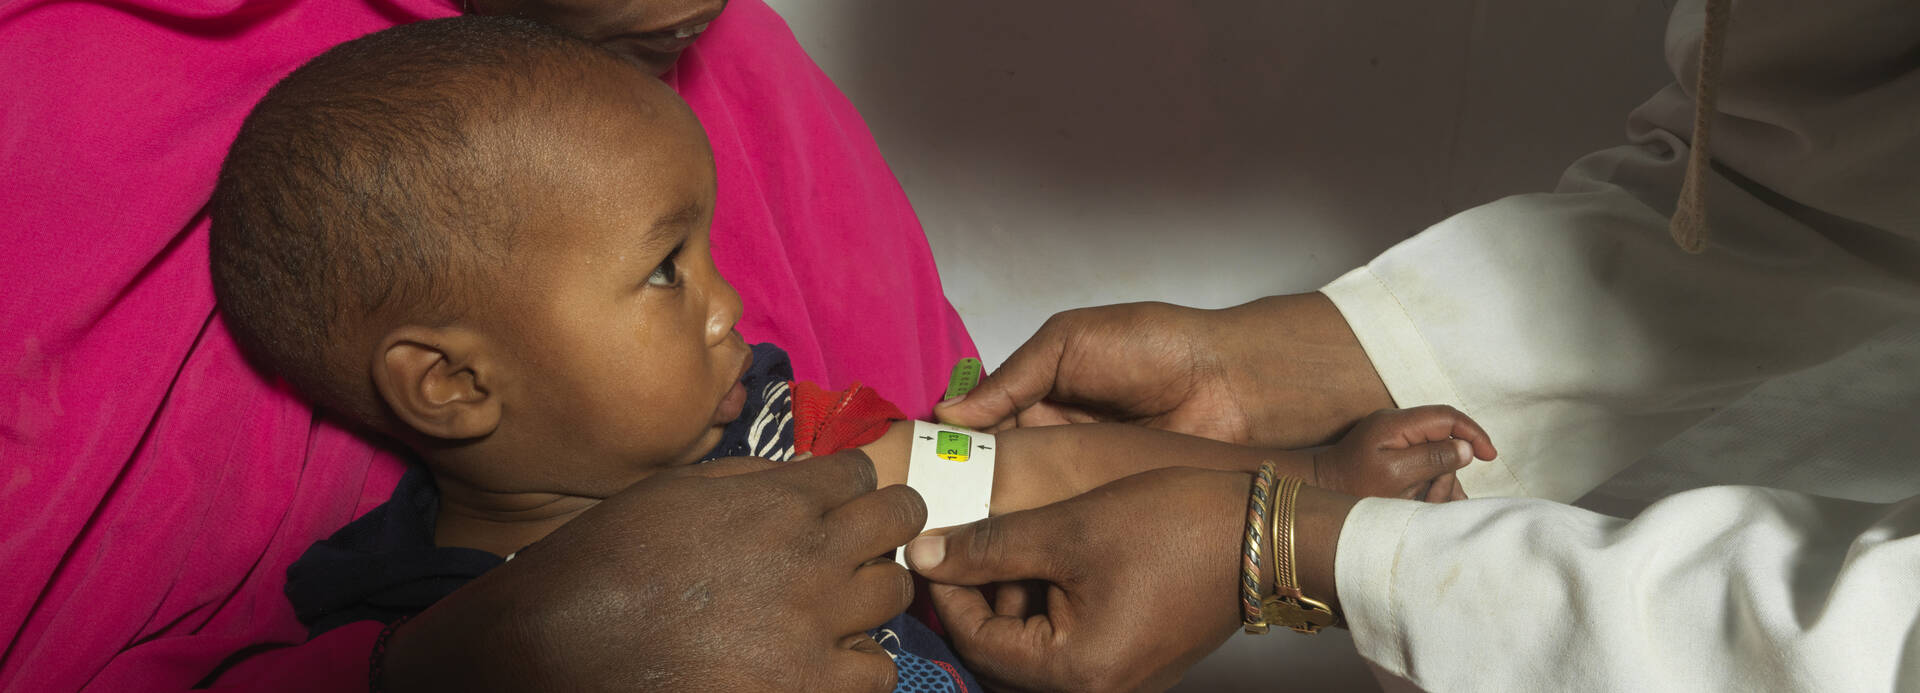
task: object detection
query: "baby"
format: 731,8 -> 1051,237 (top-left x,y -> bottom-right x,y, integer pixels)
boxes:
209,16 -> 1486,692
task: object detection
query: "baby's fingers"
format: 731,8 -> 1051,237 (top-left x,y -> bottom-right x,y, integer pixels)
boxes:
1423,472 -> 1464,503
1377,405 -> 1498,461
1388,438 -> 1475,500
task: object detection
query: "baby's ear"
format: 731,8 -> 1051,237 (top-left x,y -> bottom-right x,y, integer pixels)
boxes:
372,325 -> 503,441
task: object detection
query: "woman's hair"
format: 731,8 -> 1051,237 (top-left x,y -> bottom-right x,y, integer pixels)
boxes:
210,15 -> 624,427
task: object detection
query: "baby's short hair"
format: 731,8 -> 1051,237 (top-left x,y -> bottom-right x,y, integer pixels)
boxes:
211,16 -> 627,429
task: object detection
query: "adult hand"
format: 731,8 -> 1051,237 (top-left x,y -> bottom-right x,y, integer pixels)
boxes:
934,294 -> 1392,449
380,450 -> 923,692
907,467 -> 1358,693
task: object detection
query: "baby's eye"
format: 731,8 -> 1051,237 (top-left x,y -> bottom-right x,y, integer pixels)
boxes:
647,257 -> 680,287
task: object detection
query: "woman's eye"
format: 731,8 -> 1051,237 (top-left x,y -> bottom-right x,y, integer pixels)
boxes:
647,258 -> 680,287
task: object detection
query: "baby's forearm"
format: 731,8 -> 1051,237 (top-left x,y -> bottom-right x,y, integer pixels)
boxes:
860,421 -> 916,489
859,421 -> 1313,516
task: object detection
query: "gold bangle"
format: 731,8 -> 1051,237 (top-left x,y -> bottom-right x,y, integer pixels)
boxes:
1262,476 -> 1339,634
1240,461 -> 1278,634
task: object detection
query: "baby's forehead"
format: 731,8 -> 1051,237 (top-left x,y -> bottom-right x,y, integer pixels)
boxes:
494,93 -> 711,231
483,160 -> 708,276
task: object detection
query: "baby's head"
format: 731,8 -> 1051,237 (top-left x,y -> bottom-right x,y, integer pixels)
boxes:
212,16 -> 750,499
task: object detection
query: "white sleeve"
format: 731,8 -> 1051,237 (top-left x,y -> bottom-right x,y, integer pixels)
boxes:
1320,0 -> 1920,503
1336,491 -> 1920,691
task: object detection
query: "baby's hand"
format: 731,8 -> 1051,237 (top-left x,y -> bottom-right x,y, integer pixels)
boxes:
1313,405 -> 1497,502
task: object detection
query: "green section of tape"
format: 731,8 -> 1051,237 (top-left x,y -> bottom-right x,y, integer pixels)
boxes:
944,357 -> 983,401
935,430 -> 973,461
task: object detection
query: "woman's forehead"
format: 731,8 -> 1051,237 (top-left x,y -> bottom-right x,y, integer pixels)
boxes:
491,0 -> 725,36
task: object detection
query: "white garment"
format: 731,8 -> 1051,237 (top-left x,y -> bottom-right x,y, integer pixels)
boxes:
1319,0 -> 1920,689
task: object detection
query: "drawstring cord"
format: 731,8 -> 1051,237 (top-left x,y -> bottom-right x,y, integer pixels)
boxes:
1670,0 -> 1732,254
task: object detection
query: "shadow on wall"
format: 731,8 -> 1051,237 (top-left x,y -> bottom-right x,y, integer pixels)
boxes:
836,0 -> 1471,235
806,0 -> 1673,236
781,0 -> 1673,368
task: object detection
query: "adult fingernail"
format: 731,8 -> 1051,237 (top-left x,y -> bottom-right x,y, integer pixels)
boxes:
936,395 -> 965,409
1453,439 -> 1474,465
905,535 -> 947,570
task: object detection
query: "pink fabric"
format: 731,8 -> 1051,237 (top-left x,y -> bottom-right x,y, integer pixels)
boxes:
0,0 -> 975,689
672,6 -> 975,411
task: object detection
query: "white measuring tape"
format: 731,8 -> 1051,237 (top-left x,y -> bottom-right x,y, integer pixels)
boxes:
898,420 -> 996,566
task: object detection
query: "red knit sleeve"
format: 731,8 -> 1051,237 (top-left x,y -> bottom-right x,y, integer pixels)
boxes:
790,381 -> 948,636
789,381 -> 908,455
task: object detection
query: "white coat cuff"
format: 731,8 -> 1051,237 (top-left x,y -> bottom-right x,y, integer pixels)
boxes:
1320,266 -> 1459,412
1333,496 -> 1425,680
1320,266 -> 1524,497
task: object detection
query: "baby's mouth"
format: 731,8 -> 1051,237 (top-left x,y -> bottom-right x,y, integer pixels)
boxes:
715,379 -> 748,425
713,347 -> 753,425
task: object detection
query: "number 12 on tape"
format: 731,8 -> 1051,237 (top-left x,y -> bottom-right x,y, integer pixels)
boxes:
935,430 -> 973,461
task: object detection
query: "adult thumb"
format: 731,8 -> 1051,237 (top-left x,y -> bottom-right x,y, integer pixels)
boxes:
934,339 -> 1065,430
906,510 -> 1069,587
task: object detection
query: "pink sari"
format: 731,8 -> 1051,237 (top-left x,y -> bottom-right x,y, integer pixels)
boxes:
0,1 -> 974,689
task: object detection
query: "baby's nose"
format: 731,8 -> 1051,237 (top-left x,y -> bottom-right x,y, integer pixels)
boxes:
705,278 -> 743,345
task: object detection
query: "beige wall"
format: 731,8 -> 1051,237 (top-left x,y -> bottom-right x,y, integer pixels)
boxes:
763,1 -> 1673,688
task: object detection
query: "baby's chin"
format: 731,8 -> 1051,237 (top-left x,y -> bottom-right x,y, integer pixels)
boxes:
664,384 -> 749,466
669,424 -> 731,467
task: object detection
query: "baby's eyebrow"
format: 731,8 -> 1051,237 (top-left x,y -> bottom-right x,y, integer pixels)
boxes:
628,202 -> 705,259
651,202 -> 706,232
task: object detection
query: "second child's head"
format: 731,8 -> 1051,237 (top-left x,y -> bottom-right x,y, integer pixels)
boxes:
212,16 -> 751,499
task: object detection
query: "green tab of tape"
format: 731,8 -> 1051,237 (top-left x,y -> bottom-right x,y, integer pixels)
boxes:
944,357 -> 983,401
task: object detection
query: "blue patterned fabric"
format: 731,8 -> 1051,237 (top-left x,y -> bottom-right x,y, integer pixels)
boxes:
875,617 -> 976,693
703,343 -> 798,462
